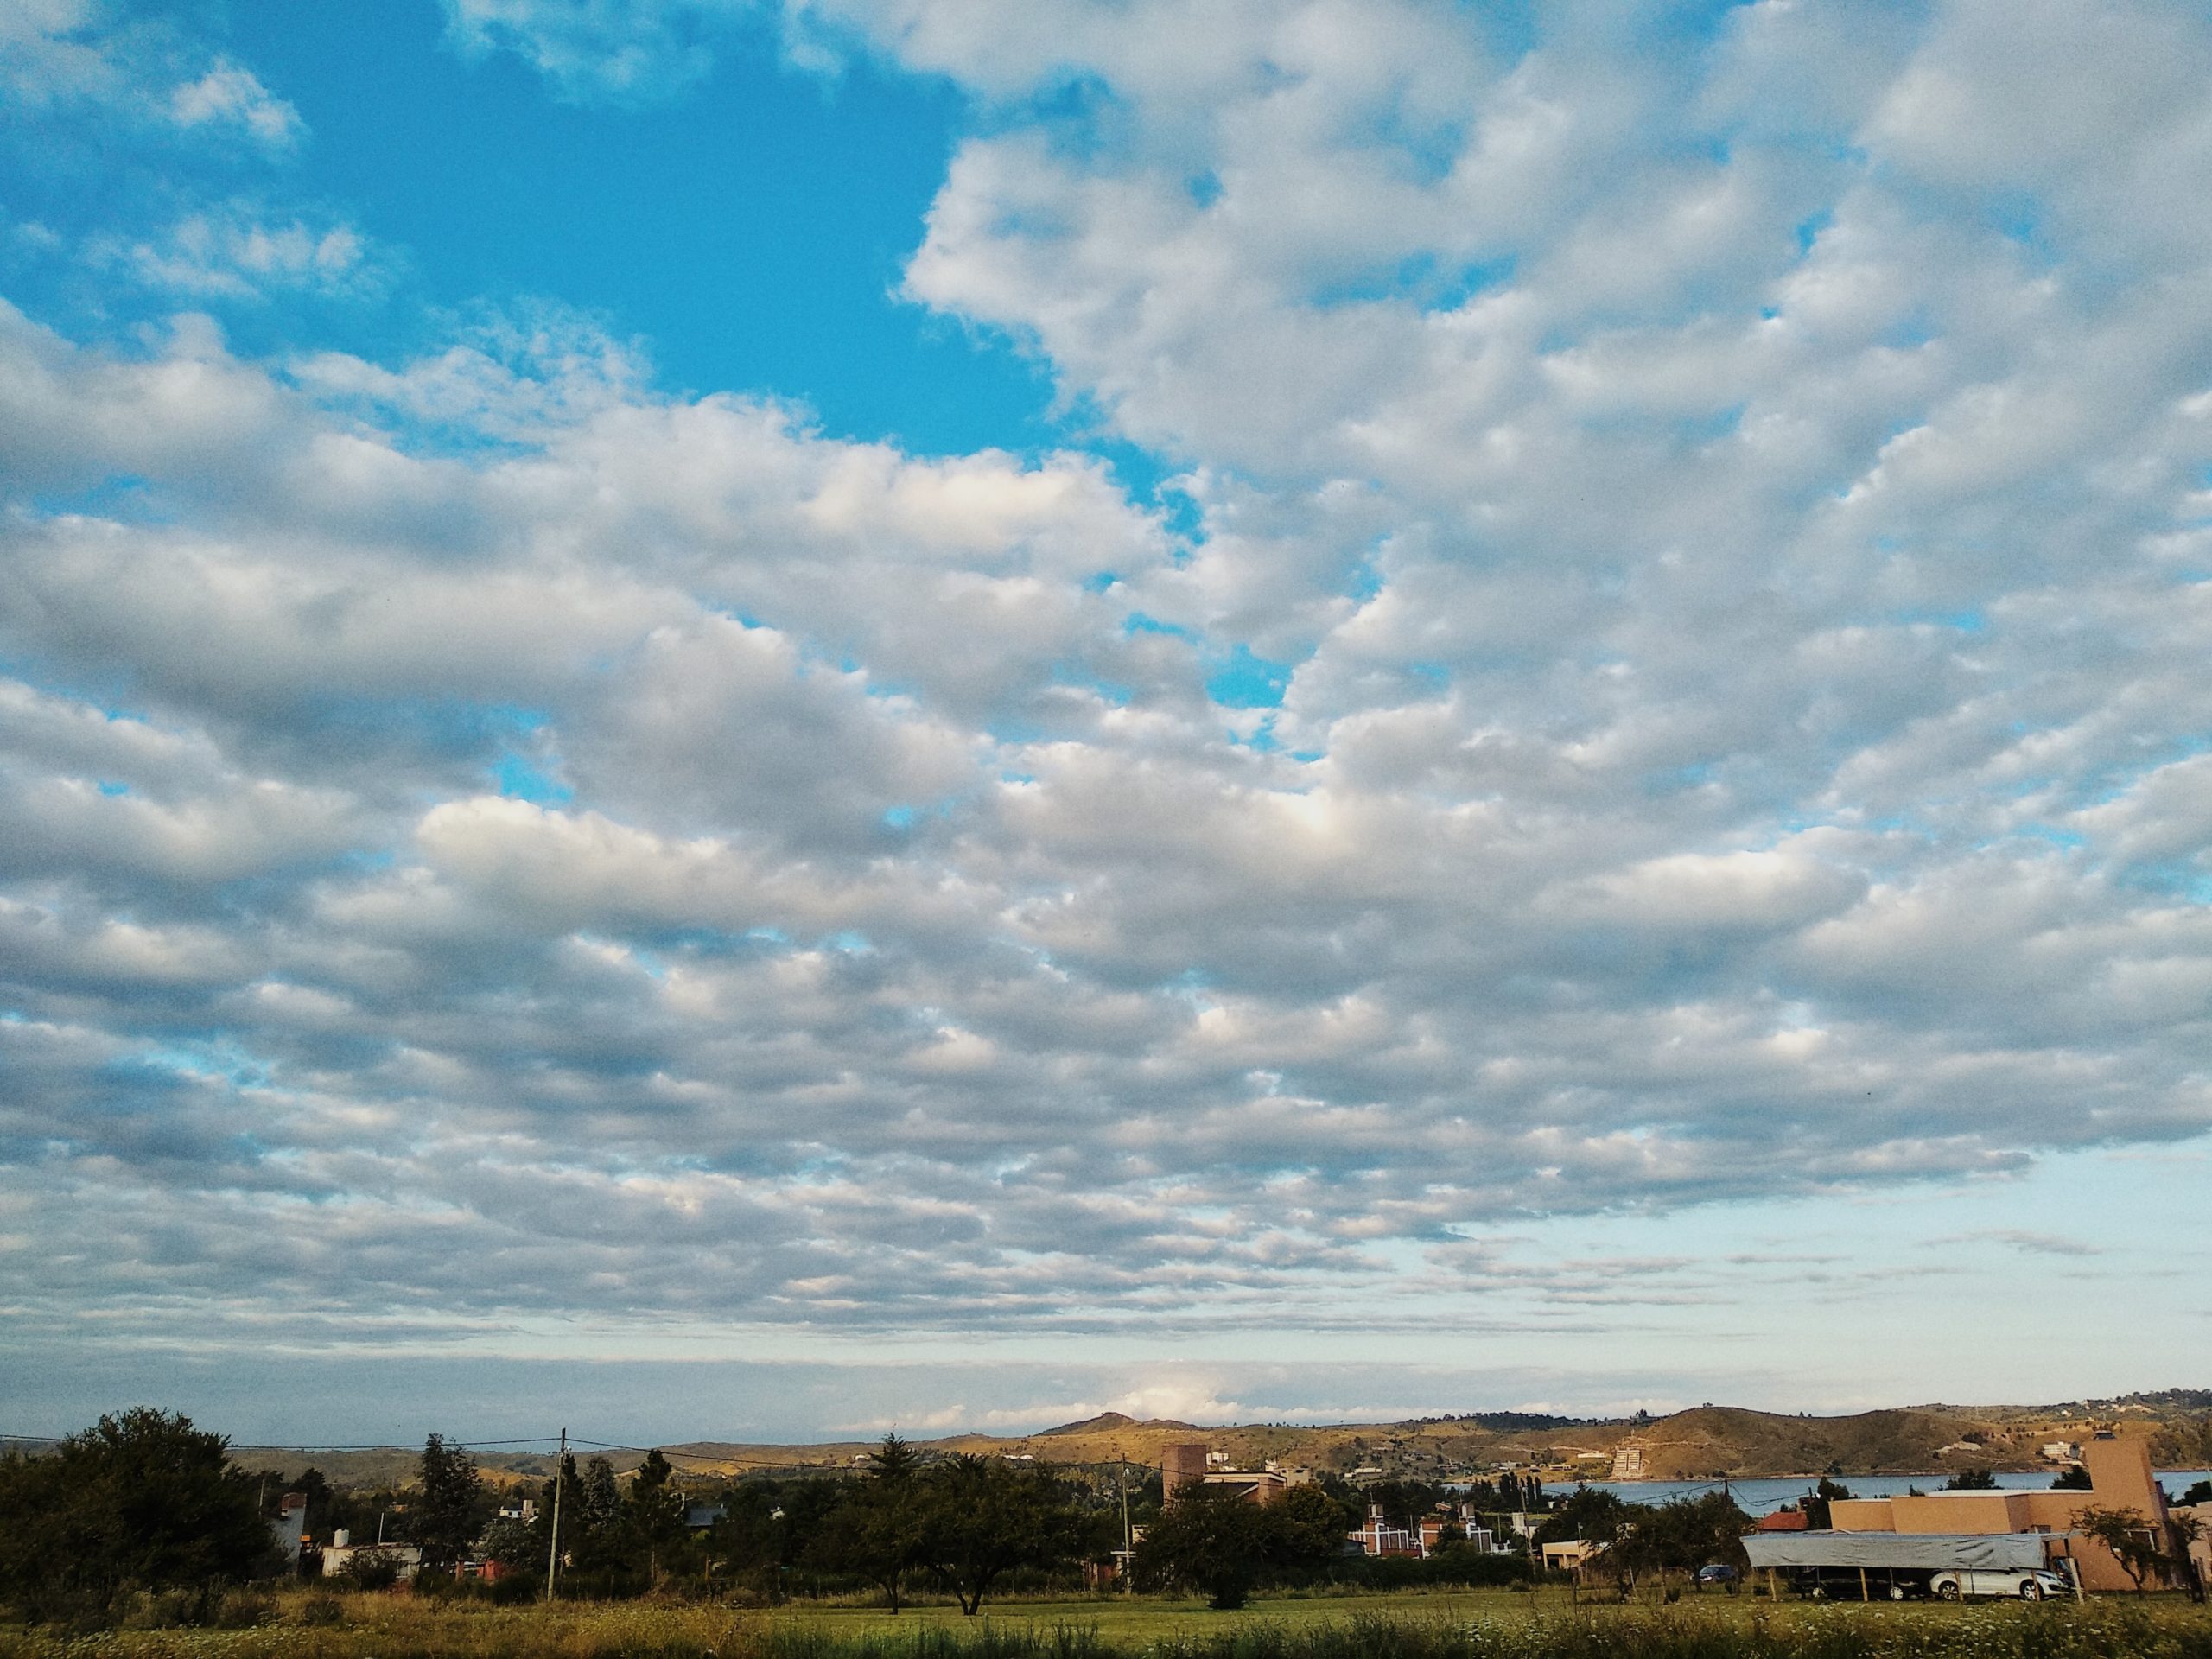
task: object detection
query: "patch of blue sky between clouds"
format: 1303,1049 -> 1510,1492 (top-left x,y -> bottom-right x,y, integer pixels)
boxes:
22,0 -> 1065,462
1206,650 -> 1291,709
490,748 -> 572,804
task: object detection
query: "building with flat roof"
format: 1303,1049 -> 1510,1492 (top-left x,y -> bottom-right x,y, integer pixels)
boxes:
1161,1444 -> 1289,1505
1828,1436 -> 2179,1593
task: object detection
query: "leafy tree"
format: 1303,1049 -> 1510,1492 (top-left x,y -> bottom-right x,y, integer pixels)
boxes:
0,1408 -> 271,1619
1532,1486 -> 1630,1548
1269,1484 -> 1358,1574
1131,1481 -> 1276,1609
1943,1468 -> 1998,1491
474,1515 -> 538,1571
2051,1465 -> 2094,1491
1801,1478 -> 1854,1529
916,1454 -> 1088,1615
810,1433 -> 929,1611
1133,1481 -> 1358,1608
414,1434 -> 484,1570
2179,1479 -> 2212,1506
2075,1505 -> 2173,1594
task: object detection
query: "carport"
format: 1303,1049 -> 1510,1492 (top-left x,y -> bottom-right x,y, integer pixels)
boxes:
1742,1530 -> 2075,1602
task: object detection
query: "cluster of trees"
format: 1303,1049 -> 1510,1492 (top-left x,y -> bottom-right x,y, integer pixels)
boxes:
1533,1487 -> 1750,1598
802,1438 -> 1099,1614
1130,1482 -> 1351,1609
0,1409 -> 273,1622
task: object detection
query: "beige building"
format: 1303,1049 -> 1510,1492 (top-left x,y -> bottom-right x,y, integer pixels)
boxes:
1161,1443 -> 1289,1504
1829,1436 -> 2178,1593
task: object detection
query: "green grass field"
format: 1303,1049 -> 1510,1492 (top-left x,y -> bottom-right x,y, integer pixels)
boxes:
4,1586 -> 2209,1659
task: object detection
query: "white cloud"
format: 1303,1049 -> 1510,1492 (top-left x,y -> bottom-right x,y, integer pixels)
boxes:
6,0 -> 2212,1382
168,59 -> 304,148
97,210 -> 385,302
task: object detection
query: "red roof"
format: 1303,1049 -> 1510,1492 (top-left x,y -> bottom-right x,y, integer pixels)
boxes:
1756,1510 -> 1810,1531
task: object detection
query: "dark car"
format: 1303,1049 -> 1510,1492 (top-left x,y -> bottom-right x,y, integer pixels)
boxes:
1694,1563 -> 1740,1592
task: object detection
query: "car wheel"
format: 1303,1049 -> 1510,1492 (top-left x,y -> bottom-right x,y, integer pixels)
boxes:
1937,1581 -> 1961,1601
1809,1586 -> 1827,1599
2019,1581 -> 2042,1601
1888,1585 -> 1906,1601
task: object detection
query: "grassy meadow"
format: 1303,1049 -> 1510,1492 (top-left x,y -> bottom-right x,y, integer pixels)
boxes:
4,1586 -> 2211,1659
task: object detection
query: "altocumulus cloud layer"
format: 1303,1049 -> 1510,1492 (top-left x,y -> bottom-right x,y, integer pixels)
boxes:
4,0 -> 2212,1407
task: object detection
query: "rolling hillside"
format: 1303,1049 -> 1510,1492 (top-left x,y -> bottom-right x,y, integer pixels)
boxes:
222,1392 -> 2210,1490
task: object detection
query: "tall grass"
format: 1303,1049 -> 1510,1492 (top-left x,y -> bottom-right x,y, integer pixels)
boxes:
3,1598 -> 2209,1659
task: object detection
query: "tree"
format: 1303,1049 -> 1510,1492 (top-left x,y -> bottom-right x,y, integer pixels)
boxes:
627,1450 -> 693,1587
414,1434 -> 484,1570
915,1454 -> 1088,1615
1943,1468 -> 1998,1491
0,1408 -> 271,1619
2180,1479 -> 2212,1506
2050,1465 -> 2094,1491
2075,1505 -> 2172,1594
1131,1481 -> 1275,1609
1132,1480 -> 1357,1608
1268,1484 -> 1358,1576
1533,1486 -> 1630,1548
474,1515 -> 538,1573
811,1434 -> 929,1611
1801,1478 -> 1854,1529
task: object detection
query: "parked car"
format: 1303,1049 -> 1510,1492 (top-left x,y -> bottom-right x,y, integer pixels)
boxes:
1929,1568 -> 2071,1602
1694,1563 -> 1740,1592
1796,1567 -> 1920,1600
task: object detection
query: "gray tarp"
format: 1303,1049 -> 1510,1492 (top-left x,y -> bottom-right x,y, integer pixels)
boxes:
1743,1532 -> 2053,1572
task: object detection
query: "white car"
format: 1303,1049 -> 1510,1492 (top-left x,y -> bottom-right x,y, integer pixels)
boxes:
1929,1568 -> 2071,1601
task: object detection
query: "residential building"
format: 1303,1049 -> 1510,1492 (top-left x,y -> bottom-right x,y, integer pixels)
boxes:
1828,1435 -> 2177,1592
1161,1444 -> 1289,1504
321,1529 -> 423,1583
266,1492 -> 309,1566
1350,1503 -> 1422,1557
1542,1539 -> 1604,1573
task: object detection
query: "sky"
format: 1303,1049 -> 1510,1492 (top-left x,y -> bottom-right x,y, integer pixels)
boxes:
1,0 -> 2209,1450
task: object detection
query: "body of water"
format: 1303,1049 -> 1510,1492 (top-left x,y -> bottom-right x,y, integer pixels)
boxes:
1541,1470 -> 2212,1516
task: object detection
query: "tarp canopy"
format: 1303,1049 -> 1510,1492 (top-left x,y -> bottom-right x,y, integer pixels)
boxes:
1743,1532 -> 2054,1572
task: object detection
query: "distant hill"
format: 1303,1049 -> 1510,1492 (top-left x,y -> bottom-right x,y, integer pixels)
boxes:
1036,1413 -> 1199,1437
220,1391 -> 2212,1491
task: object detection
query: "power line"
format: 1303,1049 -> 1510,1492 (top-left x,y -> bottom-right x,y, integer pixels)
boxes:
1,1433 -> 564,1453
1,1430 -> 849,1468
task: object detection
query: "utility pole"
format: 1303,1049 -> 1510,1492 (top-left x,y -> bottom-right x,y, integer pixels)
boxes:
1116,1449 -> 1133,1596
545,1428 -> 566,1602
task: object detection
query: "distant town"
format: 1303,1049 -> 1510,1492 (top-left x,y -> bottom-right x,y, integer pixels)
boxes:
3,1387 -> 2208,1640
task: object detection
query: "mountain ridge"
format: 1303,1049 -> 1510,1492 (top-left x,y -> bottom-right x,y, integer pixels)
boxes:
219,1391 -> 2212,1491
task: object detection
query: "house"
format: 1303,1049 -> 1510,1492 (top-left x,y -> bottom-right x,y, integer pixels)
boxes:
321,1529 -> 423,1583
1828,1435 -> 2180,1592
1162,1444 -> 1289,1504
1755,1510 -> 1809,1532
266,1492 -> 309,1566
1542,1538 -> 1605,1573
1349,1503 -> 1422,1557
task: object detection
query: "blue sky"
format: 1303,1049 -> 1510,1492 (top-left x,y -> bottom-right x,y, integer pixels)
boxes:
2,0 -> 2210,1444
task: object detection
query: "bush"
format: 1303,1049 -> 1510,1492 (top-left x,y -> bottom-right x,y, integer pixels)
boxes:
336,1548 -> 404,1591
